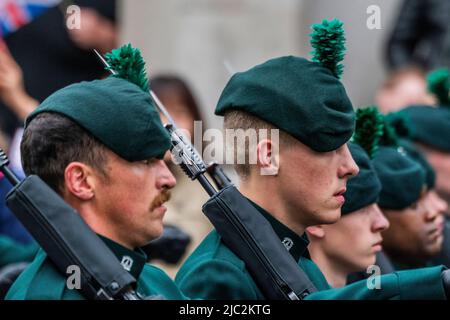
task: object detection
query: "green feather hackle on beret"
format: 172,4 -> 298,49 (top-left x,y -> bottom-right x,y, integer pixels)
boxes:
352,107 -> 384,159
105,43 -> 149,92
384,112 -> 412,140
379,110 -> 413,147
380,118 -> 400,146
427,68 -> 450,107
310,19 -> 346,79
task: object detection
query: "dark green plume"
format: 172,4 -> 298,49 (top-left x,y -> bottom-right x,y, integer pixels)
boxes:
380,119 -> 400,147
310,19 -> 346,79
352,107 -> 384,158
427,68 -> 450,107
380,112 -> 412,147
104,44 -> 149,92
382,112 -> 412,145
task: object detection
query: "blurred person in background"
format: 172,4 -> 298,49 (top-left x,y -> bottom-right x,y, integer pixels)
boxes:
0,0 -> 118,141
0,46 -> 36,244
376,67 -> 435,113
0,44 -> 38,122
149,75 -> 211,278
377,0 -> 449,114
386,0 -> 450,72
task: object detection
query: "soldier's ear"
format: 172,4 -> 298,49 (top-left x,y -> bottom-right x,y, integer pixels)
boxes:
64,162 -> 95,201
257,139 -> 279,176
306,226 -> 325,239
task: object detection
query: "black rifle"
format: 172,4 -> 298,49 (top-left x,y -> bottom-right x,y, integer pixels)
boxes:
0,148 -> 150,300
95,50 -> 317,300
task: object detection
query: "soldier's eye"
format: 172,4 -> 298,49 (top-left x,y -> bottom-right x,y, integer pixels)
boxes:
142,159 -> 157,166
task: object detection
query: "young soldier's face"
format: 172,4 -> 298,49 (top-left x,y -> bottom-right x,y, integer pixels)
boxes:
309,204 -> 389,273
93,150 -> 176,248
381,190 -> 446,261
278,142 -> 359,226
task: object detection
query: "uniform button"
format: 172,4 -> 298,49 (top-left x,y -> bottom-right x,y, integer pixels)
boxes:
110,282 -> 120,291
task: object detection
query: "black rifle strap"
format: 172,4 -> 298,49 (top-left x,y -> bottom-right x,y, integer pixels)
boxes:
5,175 -> 137,300
202,185 -> 317,300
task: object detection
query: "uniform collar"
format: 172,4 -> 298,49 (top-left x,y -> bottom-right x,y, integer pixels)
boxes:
248,199 -> 310,262
391,257 -> 433,271
98,235 -> 147,280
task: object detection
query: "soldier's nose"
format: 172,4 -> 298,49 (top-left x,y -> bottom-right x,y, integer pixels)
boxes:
156,160 -> 177,190
339,144 -> 359,178
372,204 -> 390,232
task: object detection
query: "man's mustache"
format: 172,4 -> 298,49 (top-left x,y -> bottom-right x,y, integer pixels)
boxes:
150,189 -> 171,210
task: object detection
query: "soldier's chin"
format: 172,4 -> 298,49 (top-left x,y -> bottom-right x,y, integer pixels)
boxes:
147,222 -> 165,242
310,209 -> 341,226
425,234 -> 444,256
321,208 -> 341,225
350,256 -> 375,274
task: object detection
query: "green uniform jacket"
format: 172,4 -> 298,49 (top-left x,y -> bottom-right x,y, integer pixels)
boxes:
176,202 -> 447,300
0,236 -> 39,267
6,236 -> 187,300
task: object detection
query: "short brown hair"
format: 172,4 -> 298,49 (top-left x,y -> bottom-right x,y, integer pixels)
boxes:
223,110 -> 296,179
21,113 -> 108,194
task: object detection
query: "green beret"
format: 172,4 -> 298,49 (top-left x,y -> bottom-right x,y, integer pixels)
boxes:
215,56 -> 355,152
427,68 -> 450,107
399,139 -> 436,189
372,146 -> 426,210
25,77 -> 171,161
398,105 -> 450,152
342,143 -> 381,215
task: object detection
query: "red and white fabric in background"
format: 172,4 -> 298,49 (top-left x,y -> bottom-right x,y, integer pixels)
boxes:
0,0 -> 61,38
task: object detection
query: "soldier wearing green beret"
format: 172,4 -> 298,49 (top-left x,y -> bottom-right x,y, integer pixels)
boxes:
5,46 -> 186,300
345,109 -> 448,285
368,110 -> 448,271
400,133 -> 450,269
373,145 -> 444,269
393,69 -> 450,269
307,141 -> 389,288
176,21 -> 449,300
394,69 -> 450,208
396,105 -> 450,207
